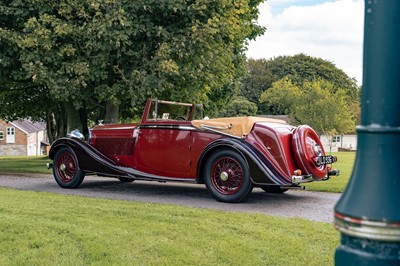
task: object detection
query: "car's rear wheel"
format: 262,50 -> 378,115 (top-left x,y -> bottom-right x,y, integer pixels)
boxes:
53,147 -> 85,188
204,149 -> 253,203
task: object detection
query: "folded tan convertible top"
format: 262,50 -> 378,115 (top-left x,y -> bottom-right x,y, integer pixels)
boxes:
191,116 -> 287,138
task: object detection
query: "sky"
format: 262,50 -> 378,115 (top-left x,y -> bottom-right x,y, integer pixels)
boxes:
246,0 -> 364,85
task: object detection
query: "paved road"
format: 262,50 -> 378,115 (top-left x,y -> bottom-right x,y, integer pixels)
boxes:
0,173 -> 341,223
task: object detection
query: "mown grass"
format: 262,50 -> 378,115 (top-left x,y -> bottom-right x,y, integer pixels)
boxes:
0,188 -> 338,265
0,156 -> 51,174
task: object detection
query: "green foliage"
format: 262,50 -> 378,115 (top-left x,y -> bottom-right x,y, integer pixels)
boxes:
240,54 -> 361,116
261,78 -> 355,134
0,0 -> 265,140
260,77 -> 301,114
0,188 -> 338,265
265,54 -> 359,101
239,58 -> 273,104
218,96 -> 258,117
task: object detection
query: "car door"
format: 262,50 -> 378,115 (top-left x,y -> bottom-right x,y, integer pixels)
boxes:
134,124 -> 192,178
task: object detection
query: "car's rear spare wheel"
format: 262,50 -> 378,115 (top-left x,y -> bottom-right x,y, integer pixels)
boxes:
53,147 -> 85,188
292,125 -> 326,180
204,149 -> 253,203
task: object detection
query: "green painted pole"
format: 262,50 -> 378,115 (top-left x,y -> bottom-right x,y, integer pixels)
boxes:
334,1 -> 400,265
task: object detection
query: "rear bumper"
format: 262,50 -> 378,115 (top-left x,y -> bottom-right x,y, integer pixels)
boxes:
291,168 -> 340,184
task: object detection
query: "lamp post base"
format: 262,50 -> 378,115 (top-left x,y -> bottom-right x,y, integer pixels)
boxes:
336,235 -> 400,266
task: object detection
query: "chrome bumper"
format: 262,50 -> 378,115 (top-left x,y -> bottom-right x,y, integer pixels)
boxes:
292,168 -> 340,184
291,174 -> 313,184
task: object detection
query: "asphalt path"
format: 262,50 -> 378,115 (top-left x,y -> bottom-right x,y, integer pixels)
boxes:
0,173 -> 341,223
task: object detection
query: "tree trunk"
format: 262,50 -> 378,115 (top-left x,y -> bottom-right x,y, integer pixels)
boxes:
104,101 -> 119,124
64,102 -> 82,133
45,103 -> 66,144
79,107 -> 89,138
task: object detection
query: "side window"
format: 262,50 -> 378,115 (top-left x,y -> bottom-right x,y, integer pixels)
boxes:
145,100 -> 158,121
145,100 -> 192,121
6,127 -> 15,143
193,104 -> 204,120
0,130 -> 3,140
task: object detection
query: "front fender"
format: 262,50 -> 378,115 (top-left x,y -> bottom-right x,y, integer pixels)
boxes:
196,138 -> 291,186
49,137 -> 126,176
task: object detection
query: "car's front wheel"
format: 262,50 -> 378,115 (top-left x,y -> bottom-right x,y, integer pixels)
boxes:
53,147 -> 85,188
204,149 -> 253,203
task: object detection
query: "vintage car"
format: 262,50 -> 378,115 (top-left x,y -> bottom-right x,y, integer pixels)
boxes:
48,98 -> 339,203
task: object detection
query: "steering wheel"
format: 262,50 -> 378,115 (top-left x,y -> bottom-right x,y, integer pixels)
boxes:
175,116 -> 187,121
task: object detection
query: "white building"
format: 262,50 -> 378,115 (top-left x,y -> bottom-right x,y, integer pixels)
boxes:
320,134 -> 357,153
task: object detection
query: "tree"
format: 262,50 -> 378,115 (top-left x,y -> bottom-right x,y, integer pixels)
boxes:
218,96 -> 258,117
0,87 -> 66,143
266,54 -> 359,100
0,0 -> 265,140
239,58 -> 273,104
261,78 -> 355,134
240,54 -> 360,116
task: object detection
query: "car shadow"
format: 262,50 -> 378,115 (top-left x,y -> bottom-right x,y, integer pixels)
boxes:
77,176 -> 310,204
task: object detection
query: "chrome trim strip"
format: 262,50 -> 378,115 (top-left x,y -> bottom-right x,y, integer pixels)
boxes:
200,124 -> 232,130
334,213 -> 400,242
94,126 -> 138,130
357,124 -> 400,133
140,125 -> 196,131
198,126 -> 243,139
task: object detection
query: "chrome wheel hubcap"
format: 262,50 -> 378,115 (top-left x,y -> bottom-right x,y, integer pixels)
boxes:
220,171 -> 229,181
60,163 -> 66,173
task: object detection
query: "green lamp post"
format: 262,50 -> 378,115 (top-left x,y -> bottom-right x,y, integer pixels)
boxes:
334,0 -> 400,264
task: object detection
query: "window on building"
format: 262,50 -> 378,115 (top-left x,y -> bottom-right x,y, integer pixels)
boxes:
6,127 -> 15,143
333,135 -> 341,143
0,131 -> 3,140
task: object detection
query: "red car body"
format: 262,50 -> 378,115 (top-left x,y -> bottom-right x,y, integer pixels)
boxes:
49,99 -> 339,203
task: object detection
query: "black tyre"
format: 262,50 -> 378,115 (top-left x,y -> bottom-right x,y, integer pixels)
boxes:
118,177 -> 134,183
260,186 -> 288,194
53,147 -> 85,188
204,149 -> 253,203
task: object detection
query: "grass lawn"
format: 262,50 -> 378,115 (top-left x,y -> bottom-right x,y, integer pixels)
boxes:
0,156 -> 51,174
304,152 -> 356,193
0,188 -> 339,265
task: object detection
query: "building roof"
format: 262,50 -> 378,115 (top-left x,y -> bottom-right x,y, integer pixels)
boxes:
10,119 -> 46,134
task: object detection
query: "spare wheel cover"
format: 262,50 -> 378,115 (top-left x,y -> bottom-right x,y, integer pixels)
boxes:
292,125 -> 326,180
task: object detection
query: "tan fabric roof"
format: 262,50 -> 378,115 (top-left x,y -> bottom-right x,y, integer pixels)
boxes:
191,116 -> 287,138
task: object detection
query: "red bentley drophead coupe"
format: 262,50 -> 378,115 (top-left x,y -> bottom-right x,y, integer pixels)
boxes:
48,98 -> 339,203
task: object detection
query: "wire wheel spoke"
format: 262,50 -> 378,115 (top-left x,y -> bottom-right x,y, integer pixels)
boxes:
212,157 -> 244,195
56,152 -> 77,182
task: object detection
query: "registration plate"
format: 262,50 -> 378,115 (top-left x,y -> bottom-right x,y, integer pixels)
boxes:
318,155 -> 337,165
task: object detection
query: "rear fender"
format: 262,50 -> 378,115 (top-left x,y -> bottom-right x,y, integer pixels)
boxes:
196,138 -> 290,186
